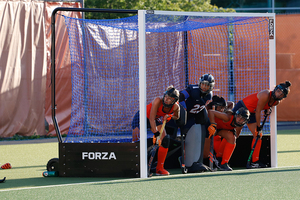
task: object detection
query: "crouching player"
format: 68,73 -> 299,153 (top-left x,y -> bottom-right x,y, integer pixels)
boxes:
233,81 -> 291,168
208,107 -> 250,171
203,95 -> 234,160
132,86 -> 180,175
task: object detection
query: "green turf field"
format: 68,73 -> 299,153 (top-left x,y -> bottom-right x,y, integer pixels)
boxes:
1,129 -> 300,199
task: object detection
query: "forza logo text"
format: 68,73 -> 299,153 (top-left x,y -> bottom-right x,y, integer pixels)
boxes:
82,152 -> 117,160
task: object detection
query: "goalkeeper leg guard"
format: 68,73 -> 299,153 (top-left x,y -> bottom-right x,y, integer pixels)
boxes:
156,146 -> 169,175
251,138 -> 262,163
197,124 -> 207,165
184,124 -> 202,167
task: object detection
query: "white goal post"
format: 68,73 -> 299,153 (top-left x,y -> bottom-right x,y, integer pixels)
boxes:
138,10 -> 276,178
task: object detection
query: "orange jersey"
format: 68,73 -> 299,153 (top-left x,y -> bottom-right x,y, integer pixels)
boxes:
215,115 -> 235,130
146,101 -> 177,122
242,91 -> 276,113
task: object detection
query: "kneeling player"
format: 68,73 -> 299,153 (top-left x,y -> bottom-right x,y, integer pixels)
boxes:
208,107 -> 250,171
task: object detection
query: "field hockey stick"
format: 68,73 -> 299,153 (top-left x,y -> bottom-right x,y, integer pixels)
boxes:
246,112 -> 269,169
148,120 -> 167,177
180,128 -> 188,174
0,177 -> 6,183
208,134 -> 217,171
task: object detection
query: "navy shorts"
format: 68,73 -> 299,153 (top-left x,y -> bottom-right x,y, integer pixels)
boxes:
131,111 -> 162,130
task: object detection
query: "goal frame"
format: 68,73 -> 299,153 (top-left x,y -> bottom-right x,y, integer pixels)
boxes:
51,8 -> 276,178
138,10 -> 276,178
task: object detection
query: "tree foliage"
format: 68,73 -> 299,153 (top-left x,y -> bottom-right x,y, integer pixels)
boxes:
84,0 -> 235,19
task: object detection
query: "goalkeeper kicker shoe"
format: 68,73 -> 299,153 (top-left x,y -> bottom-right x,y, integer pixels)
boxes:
250,161 -> 267,168
219,163 -> 233,171
156,168 -> 170,176
186,162 -> 209,173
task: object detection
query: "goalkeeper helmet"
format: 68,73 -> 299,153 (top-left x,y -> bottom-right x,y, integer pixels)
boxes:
272,81 -> 291,101
162,86 -> 179,108
198,74 -> 215,94
233,107 -> 250,127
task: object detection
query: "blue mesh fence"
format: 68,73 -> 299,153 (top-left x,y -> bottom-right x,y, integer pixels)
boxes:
62,14 -> 270,143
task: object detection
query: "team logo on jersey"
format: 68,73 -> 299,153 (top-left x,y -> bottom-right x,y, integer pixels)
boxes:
82,152 -> 117,160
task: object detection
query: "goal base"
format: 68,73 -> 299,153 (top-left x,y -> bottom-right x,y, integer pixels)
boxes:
59,143 -> 140,177
201,135 -> 271,168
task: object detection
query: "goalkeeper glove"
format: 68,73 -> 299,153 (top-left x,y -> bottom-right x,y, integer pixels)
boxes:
208,123 -> 217,139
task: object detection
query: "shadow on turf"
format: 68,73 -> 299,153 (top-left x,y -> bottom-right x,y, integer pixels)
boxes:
6,165 -> 45,169
0,176 -> 117,190
87,167 -> 300,185
1,167 -> 299,190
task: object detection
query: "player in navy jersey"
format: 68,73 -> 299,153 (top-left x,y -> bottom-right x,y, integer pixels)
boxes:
179,73 -> 214,172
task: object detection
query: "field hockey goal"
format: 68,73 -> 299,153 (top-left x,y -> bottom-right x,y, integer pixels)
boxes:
51,8 -> 276,178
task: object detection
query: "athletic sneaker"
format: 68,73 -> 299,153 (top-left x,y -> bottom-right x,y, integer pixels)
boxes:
214,156 -> 222,169
219,163 -> 233,171
1,163 -> 11,169
250,161 -> 267,168
156,168 -> 170,176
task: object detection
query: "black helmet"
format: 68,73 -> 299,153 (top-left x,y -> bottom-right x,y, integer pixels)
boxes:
198,74 -> 215,94
212,95 -> 227,107
162,87 -> 179,108
272,81 -> 291,101
208,95 -> 227,111
233,107 -> 250,127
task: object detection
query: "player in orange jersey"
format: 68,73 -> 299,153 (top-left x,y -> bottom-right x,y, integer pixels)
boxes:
232,81 -> 291,168
204,95 -> 234,160
132,85 -> 180,175
208,107 -> 250,171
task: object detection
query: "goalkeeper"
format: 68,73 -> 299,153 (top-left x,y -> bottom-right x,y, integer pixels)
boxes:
179,73 -> 214,173
208,107 -> 250,171
232,81 -> 291,168
132,85 -> 180,176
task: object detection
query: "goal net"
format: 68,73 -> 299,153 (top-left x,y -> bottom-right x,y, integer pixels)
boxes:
61,11 -> 275,144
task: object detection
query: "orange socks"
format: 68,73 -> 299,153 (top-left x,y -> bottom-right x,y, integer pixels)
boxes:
216,138 -> 227,158
221,142 -> 236,165
213,135 -> 222,153
251,138 -> 262,163
156,146 -> 168,170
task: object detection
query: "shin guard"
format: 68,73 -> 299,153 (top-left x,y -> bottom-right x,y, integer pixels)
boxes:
156,146 -> 168,170
216,138 -> 227,158
221,142 -> 236,165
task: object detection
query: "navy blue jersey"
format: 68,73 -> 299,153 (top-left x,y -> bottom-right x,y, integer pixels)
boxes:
180,84 -> 212,120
